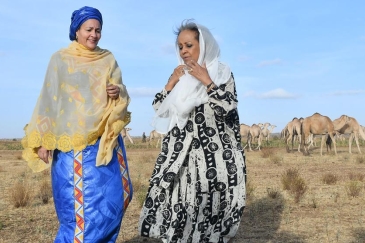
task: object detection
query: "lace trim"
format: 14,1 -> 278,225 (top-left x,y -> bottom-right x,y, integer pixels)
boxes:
22,112 -> 131,161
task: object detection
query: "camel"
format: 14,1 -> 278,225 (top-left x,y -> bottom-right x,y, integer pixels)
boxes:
268,124 -> 277,140
148,130 -> 165,148
121,127 -> 134,144
333,115 -> 365,154
307,134 -> 318,149
247,124 -> 262,151
259,123 -> 276,144
284,117 -> 303,152
360,125 -> 365,141
301,113 -> 348,156
239,123 -> 251,149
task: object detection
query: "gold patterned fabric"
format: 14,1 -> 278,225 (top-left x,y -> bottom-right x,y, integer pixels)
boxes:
22,41 -> 131,172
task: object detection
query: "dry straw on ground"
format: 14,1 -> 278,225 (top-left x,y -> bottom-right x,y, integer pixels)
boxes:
0,138 -> 365,242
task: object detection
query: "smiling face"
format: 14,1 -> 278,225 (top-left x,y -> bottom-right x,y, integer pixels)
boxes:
177,30 -> 200,63
76,19 -> 101,50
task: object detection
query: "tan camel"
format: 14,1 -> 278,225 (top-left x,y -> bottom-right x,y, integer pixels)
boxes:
148,130 -> 165,148
333,115 -> 365,154
121,127 -> 134,144
307,134 -> 318,149
259,122 -> 276,144
268,124 -> 277,140
284,117 -> 303,152
301,113 -> 348,156
239,123 -> 251,149
247,124 -> 262,151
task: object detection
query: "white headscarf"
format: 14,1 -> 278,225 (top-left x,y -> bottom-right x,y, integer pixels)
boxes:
153,23 -> 231,134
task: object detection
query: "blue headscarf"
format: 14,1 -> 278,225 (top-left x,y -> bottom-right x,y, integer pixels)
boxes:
69,6 -> 103,41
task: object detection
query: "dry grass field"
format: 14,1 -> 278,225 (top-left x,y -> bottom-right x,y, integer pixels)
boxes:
0,138 -> 365,243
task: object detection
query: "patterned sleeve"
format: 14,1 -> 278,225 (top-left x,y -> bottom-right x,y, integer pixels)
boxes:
207,73 -> 238,117
152,88 -> 169,112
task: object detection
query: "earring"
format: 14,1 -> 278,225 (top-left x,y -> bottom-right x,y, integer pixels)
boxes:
76,35 -> 78,41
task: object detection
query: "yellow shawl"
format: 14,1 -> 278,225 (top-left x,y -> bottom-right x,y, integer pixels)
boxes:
22,41 -> 131,172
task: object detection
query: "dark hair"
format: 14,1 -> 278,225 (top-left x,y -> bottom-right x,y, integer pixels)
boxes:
174,19 -> 199,43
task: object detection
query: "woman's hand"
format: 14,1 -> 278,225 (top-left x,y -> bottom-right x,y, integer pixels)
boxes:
106,84 -> 120,99
37,146 -> 50,164
185,60 -> 212,86
165,65 -> 186,91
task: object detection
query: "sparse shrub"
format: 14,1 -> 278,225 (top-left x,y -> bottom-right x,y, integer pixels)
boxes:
16,155 -> 22,160
321,173 -> 338,185
355,155 -> 365,164
38,179 -> 53,204
281,168 -> 300,190
348,172 -> 364,182
281,168 -> 307,203
261,148 -> 275,158
270,155 -> 282,165
10,180 -> 32,207
267,187 -> 280,199
346,181 -> 362,198
290,177 -> 307,203
309,194 -> 318,208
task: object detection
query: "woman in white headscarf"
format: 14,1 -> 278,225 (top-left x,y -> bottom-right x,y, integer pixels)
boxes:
139,20 -> 246,243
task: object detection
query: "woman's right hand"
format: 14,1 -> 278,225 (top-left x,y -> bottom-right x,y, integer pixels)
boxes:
165,65 -> 186,91
37,146 -> 50,164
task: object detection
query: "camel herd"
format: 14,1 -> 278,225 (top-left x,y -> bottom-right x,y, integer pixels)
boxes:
280,113 -> 365,155
120,128 -> 165,148
121,113 -> 365,156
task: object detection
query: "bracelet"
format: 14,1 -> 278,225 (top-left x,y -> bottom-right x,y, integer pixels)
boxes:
206,82 -> 214,89
206,83 -> 215,92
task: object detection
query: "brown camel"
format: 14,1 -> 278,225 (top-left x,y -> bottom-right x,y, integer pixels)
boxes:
301,113 -> 348,156
284,117 -> 303,152
239,123 -> 251,149
121,127 -> 134,144
148,130 -> 165,148
333,115 -> 365,154
247,124 -> 262,151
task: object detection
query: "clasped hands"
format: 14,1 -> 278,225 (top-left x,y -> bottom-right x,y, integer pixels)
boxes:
165,60 -> 212,91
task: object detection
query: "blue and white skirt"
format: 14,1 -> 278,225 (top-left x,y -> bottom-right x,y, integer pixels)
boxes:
51,135 -> 133,243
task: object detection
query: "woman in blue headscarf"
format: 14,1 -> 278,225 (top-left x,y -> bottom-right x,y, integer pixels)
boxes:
22,6 -> 133,242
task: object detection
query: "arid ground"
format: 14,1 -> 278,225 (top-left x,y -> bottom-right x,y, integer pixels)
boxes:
0,138 -> 364,243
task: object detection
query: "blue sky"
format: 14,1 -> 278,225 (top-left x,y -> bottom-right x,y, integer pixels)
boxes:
1,1 -> 364,138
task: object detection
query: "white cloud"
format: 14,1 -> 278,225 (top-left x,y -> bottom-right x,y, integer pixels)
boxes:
243,88 -> 298,99
128,87 -> 160,97
257,58 -> 283,67
329,90 -> 365,96
259,88 -> 298,99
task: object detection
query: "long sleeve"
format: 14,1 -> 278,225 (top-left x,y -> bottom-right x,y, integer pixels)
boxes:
207,73 -> 238,117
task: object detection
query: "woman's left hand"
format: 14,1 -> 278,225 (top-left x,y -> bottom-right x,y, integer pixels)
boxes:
185,60 -> 212,86
106,84 -> 120,99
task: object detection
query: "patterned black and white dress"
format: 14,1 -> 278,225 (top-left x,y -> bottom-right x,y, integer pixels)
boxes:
139,73 -> 246,243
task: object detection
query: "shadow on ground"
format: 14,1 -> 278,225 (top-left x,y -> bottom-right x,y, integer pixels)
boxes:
233,194 -> 306,243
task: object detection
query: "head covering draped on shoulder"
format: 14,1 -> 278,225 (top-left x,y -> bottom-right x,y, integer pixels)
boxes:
152,22 -> 232,134
69,6 -> 103,41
